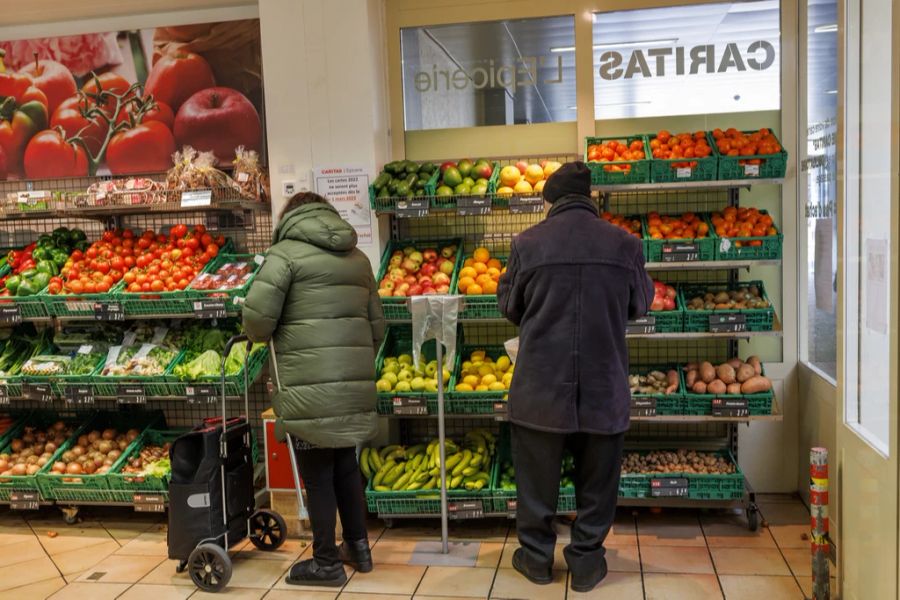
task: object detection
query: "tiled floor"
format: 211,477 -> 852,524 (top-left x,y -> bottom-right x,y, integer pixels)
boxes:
0,494 -> 833,599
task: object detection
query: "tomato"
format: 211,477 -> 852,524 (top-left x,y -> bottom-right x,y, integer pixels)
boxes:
95,281 -> 110,293
194,224 -> 207,236
50,95 -> 108,156
177,278 -> 190,290
137,238 -> 151,250
200,233 -> 213,247
198,252 -> 211,265
123,229 -> 135,239
127,282 -> 140,293
83,281 -> 96,294
150,280 -> 165,292
206,243 -> 219,258
123,272 -> 136,284
66,280 -> 83,294
123,256 -> 135,269
23,129 -> 89,179
170,248 -> 182,261
106,121 -> 176,175
215,235 -> 226,246
170,224 -> 188,239
185,236 -> 200,250
141,282 -> 151,292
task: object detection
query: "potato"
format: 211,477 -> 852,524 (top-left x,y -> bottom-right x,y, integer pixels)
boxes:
707,380 -> 727,395
727,383 -> 743,395
692,381 -> 708,394
747,355 -> 762,376
716,364 -> 736,385
685,369 -> 698,387
727,357 -> 744,369
736,364 -> 756,383
699,362 -> 716,384
741,375 -> 772,394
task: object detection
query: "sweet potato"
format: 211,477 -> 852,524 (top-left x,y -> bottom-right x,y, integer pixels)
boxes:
726,383 -> 743,395
684,362 -> 699,372
692,381 -> 708,394
741,376 -> 772,394
666,370 -> 679,394
747,355 -> 762,376
716,364 -> 736,385
736,363 -> 756,383
685,369 -> 698,387
699,362 -> 716,384
707,380 -> 727,395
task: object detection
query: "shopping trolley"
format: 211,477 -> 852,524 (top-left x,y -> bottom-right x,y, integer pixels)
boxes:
167,335 -> 288,592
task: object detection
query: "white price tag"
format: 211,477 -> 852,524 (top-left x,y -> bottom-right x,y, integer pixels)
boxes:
253,254 -> 265,265
180,190 -> 213,208
237,172 -> 250,182
744,164 -> 760,176
77,345 -> 93,355
676,167 -> 692,178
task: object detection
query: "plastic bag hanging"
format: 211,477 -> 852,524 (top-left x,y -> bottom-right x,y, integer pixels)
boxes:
409,296 -> 460,371
504,337 -> 520,364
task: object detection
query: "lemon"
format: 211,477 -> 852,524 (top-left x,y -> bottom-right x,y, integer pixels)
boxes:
488,382 -> 506,391
455,383 -> 474,392
502,373 -> 513,387
462,361 -> 473,371
463,375 -> 480,387
496,356 -> 512,372
470,350 -> 486,361
480,374 -> 498,387
478,365 -> 494,378
475,384 -> 489,391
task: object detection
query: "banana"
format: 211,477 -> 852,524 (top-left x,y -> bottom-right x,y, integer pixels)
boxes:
445,452 -> 463,470
407,444 -> 425,457
385,448 -> 406,462
370,450 -> 384,471
383,463 -> 405,486
374,485 -> 391,492
452,450 -> 472,476
373,459 -> 395,487
380,445 -> 402,460
450,474 -> 463,489
422,476 -> 437,490
462,466 -> 479,476
429,467 -> 440,477
415,471 -> 430,483
406,481 -> 423,491
360,448 -> 373,479
470,454 -> 483,468
392,472 -> 412,491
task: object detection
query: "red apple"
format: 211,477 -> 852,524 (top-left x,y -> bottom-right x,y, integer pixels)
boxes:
441,246 -> 457,259
515,160 -> 529,174
650,297 -> 665,311
389,255 -> 402,267
389,267 -> 405,280
438,260 -> 455,276
423,249 -> 438,263
423,288 -> 438,295
145,51 -> 216,111
665,286 -> 677,299
421,279 -> 434,288
408,251 -> 424,264
401,258 -> 419,273
419,263 -> 437,277
174,87 -> 261,164
20,57 -> 77,115
472,162 -> 493,180
381,280 -> 395,291
662,296 -> 676,311
440,161 -> 457,173
378,289 -> 392,298
653,281 -> 667,296
403,275 -> 417,286
393,289 -> 407,297
432,272 -> 451,286
397,283 -> 410,293
408,284 -> 423,296
435,284 -> 450,294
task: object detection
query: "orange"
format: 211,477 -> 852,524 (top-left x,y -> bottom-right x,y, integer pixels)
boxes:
466,283 -> 483,295
458,276 -> 475,293
476,274 -> 493,287
473,247 -> 491,263
464,258 -> 474,268
487,258 -> 502,270
483,280 -> 498,294
473,262 -> 488,275
486,267 -> 501,279
459,266 -> 477,280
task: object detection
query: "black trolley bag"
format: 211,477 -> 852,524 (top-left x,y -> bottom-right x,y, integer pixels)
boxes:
166,335 -> 287,593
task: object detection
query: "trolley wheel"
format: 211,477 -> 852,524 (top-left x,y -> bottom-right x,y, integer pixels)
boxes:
382,518 -> 395,529
175,560 -> 187,574
188,543 -> 232,592
249,510 -> 287,551
747,505 -> 760,532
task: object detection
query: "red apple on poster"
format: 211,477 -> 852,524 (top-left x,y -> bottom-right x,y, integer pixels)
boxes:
145,52 -> 216,112
174,87 -> 261,164
0,146 -> 7,180
20,57 -> 77,115
23,129 -> 88,179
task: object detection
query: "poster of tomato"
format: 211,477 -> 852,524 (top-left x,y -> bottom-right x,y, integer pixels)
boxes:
0,19 -> 264,181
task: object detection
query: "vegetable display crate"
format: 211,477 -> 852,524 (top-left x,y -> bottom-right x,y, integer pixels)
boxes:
36,410 -> 163,503
585,135 -> 650,185
680,367 -> 775,416
618,451 -> 744,500
92,350 -> 184,398
107,428 -> 186,503
489,435 -> 574,514
187,252 -> 264,314
448,346 -> 509,415
0,375 -> 23,398
642,214 -> 717,263
432,162 -> 501,211
369,165 -> 440,211
458,256 -> 506,320
647,132 -> 718,183
629,365 -> 684,416
43,290 -> 115,319
712,210 -> 784,261
0,411 -> 31,450
680,280 -> 775,333
4,291 -> 50,319
166,344 -> 269,397
118,287 -> 196,317
374,325 -> 458,416
0,411 -> 93,503
714,130 -> 788,180
365,479 -> 491,516
375,238 -> 463,321
640,307 -> 684,334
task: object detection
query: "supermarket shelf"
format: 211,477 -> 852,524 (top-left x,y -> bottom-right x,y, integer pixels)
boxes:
52,311 -> 240,322
0,199 -> 270,221
645,259 -> 781,271
592,178 -> 784,193
631,397 -> 783,423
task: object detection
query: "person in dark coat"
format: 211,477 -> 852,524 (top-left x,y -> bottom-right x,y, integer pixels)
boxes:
497,161 -> 653,593
243,192 -> 385,587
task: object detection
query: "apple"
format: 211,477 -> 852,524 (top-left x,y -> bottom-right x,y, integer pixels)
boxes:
423,288 -> 438,295
381,280 -> 395,291
433,272 -> 451,286
377,289 -> 392,298
435,284 -> 450,294
408,251 -> 424,265
393,289 -> 407,297
653,281 -> 667,296
145,51 -> 216,111
389,255 -> 402,267
515,160 -> 529,175
663,296 -> 676,311
472,161 -> 493,180
397,283 -> 410,293
389,267 -> 405,280
439,260 -> 455,276
423,248 -> 438,262
419,263 -> 437,277
174,87 -> 261,164
440,246 -> 457,259
401,258 -> 419,273
20,57 -> 77,115
650,297 -> 665,311
666,287 -> 677,299
421,279 -> 434,288
440,161 -> 457,173
403,275 -> 417,286
403,246 -> 417,256
408,284 -> 423,296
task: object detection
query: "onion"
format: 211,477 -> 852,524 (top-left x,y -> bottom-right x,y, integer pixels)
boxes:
10,440 -> 23,453
52,462 -> 66,473
44,442 -> 56,454
97,466 -> 109,474
25,455 -> 38,465
61,451 -> 75,463
91,439 -> 101,450
35,432 -> 47,443
33,444 -> 45,455
98,441 -> 112,454
88,431 -> 100,443
21,433 -> 34,445
52,421 -> 65,431
103,458 -> 114,466
37,457 -> 48,467
66,463 -> 83,474
20,448 -> 33,459
11,464 -> 26,475
101,429 -> 116,441
78,435 -> 90,448
126,429 -> 140,442
0,460 -> 7,471
26,464 -> 40,475
108,450 -> 121,462
71,446 -> 84,457
82,461 -> 97,474
94,457 -> 104,468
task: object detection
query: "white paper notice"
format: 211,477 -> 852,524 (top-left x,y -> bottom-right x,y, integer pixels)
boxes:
864,238 -> 888,335
313,165 -> 373,246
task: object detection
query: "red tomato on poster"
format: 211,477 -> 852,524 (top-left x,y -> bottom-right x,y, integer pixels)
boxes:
144,52 -> 216,112
106,121 -> 176,175
23,129 -> 88,179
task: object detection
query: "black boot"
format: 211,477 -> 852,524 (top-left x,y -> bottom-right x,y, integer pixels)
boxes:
339,539 -> 373,573
512,548 -> 552,585
570,556 -> 608,593
285,558 -> 347,587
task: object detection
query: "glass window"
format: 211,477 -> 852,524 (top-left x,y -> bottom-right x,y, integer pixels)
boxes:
592,1 -> 781,119
801,0 -> 838,381
400,16 -> 576,131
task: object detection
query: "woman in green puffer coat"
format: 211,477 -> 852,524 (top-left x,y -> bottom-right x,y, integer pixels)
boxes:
243,192 -> 384,587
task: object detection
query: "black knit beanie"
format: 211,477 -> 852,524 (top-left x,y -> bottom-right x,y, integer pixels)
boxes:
541,161 -> 591,204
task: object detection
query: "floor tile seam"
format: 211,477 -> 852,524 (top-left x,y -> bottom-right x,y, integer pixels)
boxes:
698,513 -> 727,599
0,574 -> 64,595
629,511 -> 648,600
769,533 -> 811,596
23,516 -> 67,581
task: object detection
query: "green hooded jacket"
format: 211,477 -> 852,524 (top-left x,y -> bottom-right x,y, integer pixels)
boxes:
242,202 -> 384,447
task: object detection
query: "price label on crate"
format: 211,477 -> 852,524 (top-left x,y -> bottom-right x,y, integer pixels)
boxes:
22,383 -> 52,402
493,401 -> 508,422
676,167 -> 693,178
93,301 -> 124,321
0,305 -> 22,325
744,164 -> 760,177
509,195 -> 543,214
630,397 -> 657,417
392,397 -> 428,416
626,315 -> 656,335
180,189 -> 213,208
448,500 -> 484,520
64,385 -> 94,406
457,196 -> 492,216
9,491 -> 40,510
661,242 -> 700,262
186,384 -> 219,405
117,385 -> 147,405
506,499 -> 517,516
711,397 -> 750,417
395,198 -> 429,218
192,299 -> 227,319
133,493 -> 166,513
650,477 -> 689,497
709,313 -> 747,333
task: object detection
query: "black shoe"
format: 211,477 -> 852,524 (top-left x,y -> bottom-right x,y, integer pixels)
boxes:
339,539 -> 373,573
570,557 -> 608,593
512,548 -> 552,585
285,558 -> 347,587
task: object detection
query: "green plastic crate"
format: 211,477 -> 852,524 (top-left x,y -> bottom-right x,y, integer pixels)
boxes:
585,135 -> 650,185
365,479 -> 491,516
374,326 -> 457,416
186,252 -> 265,314
680,366 -> 774,416
37,410 -> 163,503
6,288 -> 51,318
429,161 -> 500,211
458,255 -> 506,320
714,129 -> 788,180
711,210 -> 784,261
449,346 -> 511,415
0,411 -> 31,450
166,344 -> 269,397
43,289 -> 113,318
619,450 -> 744,500
647,132 -> 718,183
106,428 -> 187,503
629,365 -> 684,415
680,280 -> 775,332
643,214 -> 717,263
369,165 -> 441,211
92,349 -> 184,398
375,238 -> 464,321
489,434 -> 574,514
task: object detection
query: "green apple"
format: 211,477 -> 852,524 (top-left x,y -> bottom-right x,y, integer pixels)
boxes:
398,354 -> 413,366
382,362 -> 400,375
424,379 -> 438,392
381,372 -> 398,386
424,362 -> 438,377
395,381 -> 412,392
410,377 -> 426,392
376,379 -> 392,393
397,369 -> 413,382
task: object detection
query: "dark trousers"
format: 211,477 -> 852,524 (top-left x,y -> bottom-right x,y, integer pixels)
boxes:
511,424 -> 624,576
293,446 -> 369,567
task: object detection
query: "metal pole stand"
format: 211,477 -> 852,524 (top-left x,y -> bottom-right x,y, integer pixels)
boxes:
810,448 -> 830,599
